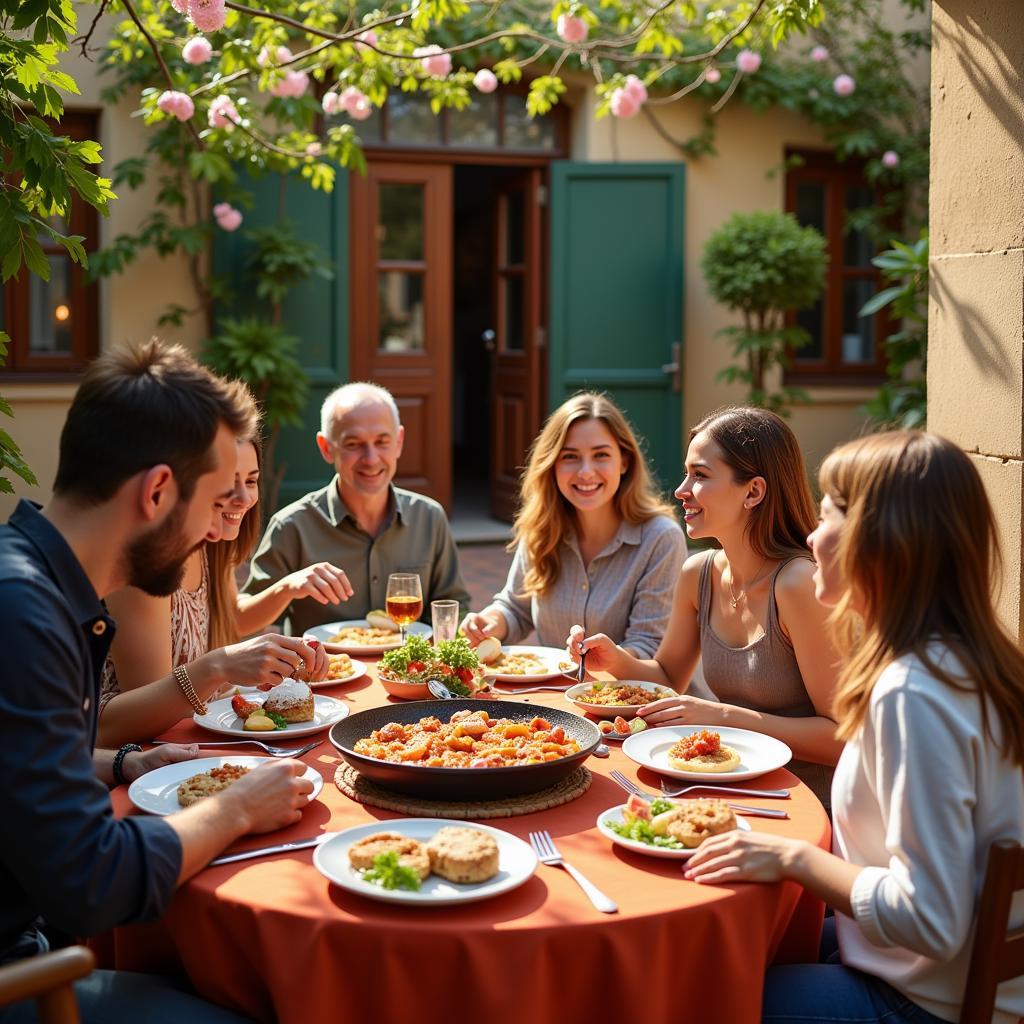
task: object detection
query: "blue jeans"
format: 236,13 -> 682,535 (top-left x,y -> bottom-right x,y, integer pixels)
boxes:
762,919 -> 954,1024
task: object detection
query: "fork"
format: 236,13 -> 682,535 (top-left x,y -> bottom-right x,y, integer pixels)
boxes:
491,683 -> 575,694
609,770 -> 790,819
152,738 -> 321,758
528,830 -> 617,914
659,777 -> 790,800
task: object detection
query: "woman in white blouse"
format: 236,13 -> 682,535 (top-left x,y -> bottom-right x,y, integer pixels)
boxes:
686,430 -> 1024,1024
460,392 -> 686,658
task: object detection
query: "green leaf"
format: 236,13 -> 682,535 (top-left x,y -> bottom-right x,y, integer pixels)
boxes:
858,285 -> 903,317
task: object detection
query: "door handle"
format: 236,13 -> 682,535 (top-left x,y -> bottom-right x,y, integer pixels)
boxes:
661,341 -> 681,393
482,328 -> 496,352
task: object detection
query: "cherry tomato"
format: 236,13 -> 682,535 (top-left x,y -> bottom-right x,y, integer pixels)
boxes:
407,660 -> 426,673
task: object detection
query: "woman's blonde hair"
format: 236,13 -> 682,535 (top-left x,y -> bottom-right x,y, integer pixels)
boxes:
206,435 -> 263,651
689,406 -> 817,559
821,430 -> 1024,765
512,392 -> 675,597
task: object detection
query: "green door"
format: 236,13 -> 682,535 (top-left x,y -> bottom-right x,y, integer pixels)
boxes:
549,162 -> 684,496
214,172 -> 349,513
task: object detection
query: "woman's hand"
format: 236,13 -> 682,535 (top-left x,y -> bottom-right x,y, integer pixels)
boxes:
278,562 -> 354,606
683,831 -> 805,884
460,610 -> 506,645
636,694 -> 721,726
565,626 -> 623,675
207,634 -> 327,689
121,743 -> 200,784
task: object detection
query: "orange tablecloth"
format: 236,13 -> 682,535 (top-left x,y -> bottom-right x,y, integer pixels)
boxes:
106,667 -> 830,1024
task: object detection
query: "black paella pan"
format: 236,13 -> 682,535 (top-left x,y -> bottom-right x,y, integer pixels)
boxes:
328,698 -> 601,800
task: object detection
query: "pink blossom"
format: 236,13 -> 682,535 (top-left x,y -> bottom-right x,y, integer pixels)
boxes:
623,75 -> 647,105
182,36 -> 213,65
881,150 -> 900,168
169,0 -> 188,14
214,205 -> 242,231
704,65 -> 721,84
474,68 -> 498,94
305,142 -> 322,156
413,45 -> 451,78
322,91 -> 343,115
207,94 -> 238,128
349,95 -> 373,121
736,49 -> 762,74
258,45 -> 292,67
609,88 -> 640,119
212,202 -> 231,217
338,86 -> 365,112
188,0 -> 225,33
271,70 -> 309,98
556,14 -> 588,43
810,45 -> 829,62
833,73 -> 856,96
356,29 -> 378,51
157,90 -> 195,121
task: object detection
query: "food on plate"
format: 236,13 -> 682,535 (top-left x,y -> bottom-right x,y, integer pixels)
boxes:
263,680 -> 315,724
365,609 -> 400,632
377,635 -> 485,696
667,729 -> 740,773
475,636 -> 502,664
176,763 -> 251,807
329,624 -> 401,646
576,682 -> 674,706
607,794 -> 737,850
243,712 -> 278,732
353,709 -> 581,768
487,651 -> 548,675
598,716 -> 647,736
326,653 -> 356,681
348,832 -> 431,882
426,826 -> 500,883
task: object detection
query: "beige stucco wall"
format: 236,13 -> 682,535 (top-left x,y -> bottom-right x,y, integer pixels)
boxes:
928,0 -> 1024,637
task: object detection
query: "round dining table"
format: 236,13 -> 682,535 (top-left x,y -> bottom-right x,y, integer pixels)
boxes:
103,661 -> 831,1024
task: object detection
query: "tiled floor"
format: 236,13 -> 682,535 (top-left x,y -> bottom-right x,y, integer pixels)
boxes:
457,542 -> 513,611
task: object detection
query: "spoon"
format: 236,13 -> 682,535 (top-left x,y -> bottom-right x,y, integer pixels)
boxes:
427,678 -> 456,700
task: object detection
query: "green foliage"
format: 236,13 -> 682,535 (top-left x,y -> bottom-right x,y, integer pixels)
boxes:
244,222 -> 333,309
702,210 -> 827,414
859,231 -> 928,429
0,333 -> 39,495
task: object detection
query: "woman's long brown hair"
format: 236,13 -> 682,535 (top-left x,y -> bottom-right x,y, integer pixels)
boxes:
821,430 -> 1024,765
512,392 -> 675,597
206,435 -> 263,651
690,406 -> 817,559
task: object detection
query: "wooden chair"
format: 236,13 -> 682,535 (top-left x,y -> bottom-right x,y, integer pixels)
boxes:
960,839 -> 1024,1024
0,945 -> 95,1024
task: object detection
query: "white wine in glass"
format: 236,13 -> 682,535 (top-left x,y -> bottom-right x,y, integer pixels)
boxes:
385,573 -> 423,643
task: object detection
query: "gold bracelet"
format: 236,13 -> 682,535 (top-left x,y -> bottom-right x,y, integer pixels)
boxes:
174,664 -> 208,716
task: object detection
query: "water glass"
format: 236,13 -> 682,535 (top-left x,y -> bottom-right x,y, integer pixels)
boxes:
431,600 -> 460,645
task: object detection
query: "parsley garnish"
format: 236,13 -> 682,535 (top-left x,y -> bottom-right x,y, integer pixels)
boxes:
359,851 -> 422,891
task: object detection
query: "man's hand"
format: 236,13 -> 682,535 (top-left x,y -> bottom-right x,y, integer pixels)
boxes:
121,743 -> 200,784
280,562 -> 354,606
221,759 -> 314,834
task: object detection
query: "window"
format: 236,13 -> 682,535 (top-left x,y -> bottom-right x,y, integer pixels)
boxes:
784,149 -> 890,385
1,111 -> 100,378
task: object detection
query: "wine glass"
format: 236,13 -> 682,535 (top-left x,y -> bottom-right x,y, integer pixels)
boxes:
385,573 -> 423,643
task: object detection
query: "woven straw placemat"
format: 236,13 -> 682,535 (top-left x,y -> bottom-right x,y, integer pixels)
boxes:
334,764 -> 592,819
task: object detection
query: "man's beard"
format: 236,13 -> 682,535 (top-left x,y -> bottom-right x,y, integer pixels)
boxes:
124,501 -> 202,597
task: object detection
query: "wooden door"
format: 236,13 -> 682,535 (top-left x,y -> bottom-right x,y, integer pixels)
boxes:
350,162 -> 453,509
489,168 -> 545,521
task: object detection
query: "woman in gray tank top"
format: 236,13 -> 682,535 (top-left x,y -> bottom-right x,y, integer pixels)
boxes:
569,407 -> 841,810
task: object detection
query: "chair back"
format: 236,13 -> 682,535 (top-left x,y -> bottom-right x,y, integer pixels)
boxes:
960,838 -> 1024,1024
0,945 -> 95,1024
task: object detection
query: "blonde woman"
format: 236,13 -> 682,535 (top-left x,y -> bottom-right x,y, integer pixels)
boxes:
686,431 -> 1024,1024
461,392 -> 686,658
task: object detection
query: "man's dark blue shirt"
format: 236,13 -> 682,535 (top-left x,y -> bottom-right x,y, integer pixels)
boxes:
0,500 -> 182,959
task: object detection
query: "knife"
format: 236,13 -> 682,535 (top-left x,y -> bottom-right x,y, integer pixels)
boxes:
726,804 -> 789,820
209,832 -> 337,866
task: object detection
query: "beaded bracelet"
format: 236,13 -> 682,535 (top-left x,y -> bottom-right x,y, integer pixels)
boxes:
174,664 -> 208,716
112,743 -> 142,787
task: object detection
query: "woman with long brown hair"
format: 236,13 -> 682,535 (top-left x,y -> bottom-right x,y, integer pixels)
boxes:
461,392 -> 686,658
97,434 -> 327,747
572,406 -> 842,806
685,430 -> 1024,1024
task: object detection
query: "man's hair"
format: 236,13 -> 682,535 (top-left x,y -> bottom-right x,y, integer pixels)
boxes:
319,381 -> 401,439
54,339 -> 258,504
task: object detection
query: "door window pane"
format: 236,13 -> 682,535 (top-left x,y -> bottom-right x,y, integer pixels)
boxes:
449,94 -> 498,147
794,299 -> 824,361
28,254 -> 73,355
378,271 -> 424,351
504,97 -> 555,150
502,274 -> 524,351
795,182 -> 826,234
841,278 -> 876,363
387,91 -> 440,145
378,183 -> 424,260
504,190 -> 524,265
843,186 -> 875,267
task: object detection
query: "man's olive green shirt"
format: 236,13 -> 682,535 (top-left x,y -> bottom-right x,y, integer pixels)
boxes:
242,478 -> 470,636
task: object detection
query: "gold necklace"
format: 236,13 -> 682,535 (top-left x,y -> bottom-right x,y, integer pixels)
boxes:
727,556 -> 771,609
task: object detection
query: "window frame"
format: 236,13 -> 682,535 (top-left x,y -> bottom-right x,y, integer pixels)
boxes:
783,148 -> 891,386
1,110 -> 101,381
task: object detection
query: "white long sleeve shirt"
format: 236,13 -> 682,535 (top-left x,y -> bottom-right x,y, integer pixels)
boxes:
832,646 -> 1024,1024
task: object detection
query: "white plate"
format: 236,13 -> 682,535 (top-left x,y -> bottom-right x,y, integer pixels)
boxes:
316,656 -> 367,689
481,645 -> 575,682
596,803 -> 750,860
194,694 -> 349,738
622,725 -> 792,782
305,619 -> 431,654
564,680 -> 676,719
314,818 -> 538,906
128,756 -> 323,816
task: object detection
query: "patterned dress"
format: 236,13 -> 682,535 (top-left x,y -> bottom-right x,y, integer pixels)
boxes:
98,548 -> 211,714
